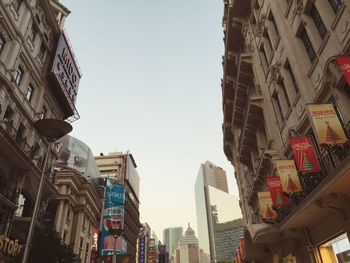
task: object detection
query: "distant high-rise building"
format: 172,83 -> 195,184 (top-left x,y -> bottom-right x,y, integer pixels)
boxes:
178,224 -> 199,263
194,161 -> 242,262
163,226 -> 183,260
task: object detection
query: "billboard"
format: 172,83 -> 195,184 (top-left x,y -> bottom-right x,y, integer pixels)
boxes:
99,183 -> 127,256
51,32 -> 81,109
126,154 -> 140,200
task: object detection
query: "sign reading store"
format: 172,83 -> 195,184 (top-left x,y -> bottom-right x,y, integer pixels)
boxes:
0,234 -> 23,257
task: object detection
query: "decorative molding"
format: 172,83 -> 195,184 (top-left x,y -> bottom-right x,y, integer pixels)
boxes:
269,60 -> 282,85
256,14 -> 266,37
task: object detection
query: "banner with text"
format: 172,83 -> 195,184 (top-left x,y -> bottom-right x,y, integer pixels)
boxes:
337,57 -> 350,87
306,104 -> 348,145
258,192 -> 277,219
266,176 -> 289,207
275,160 -> 302,192
289,136 -> 321,173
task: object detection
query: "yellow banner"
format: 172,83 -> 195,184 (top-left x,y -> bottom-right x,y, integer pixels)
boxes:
307,104 -> 348,145
258,192 -> 277,219
275,160 -> 302,192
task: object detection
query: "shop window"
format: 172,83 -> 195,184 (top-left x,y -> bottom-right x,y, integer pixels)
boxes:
319,233 -> 350,263
310,4 -> 327,39
300,28 -> 316,63
328,0 -> 342,13
13,66 -> 23,85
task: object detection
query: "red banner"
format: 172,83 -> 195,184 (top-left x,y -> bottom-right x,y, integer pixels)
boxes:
266,176 -> 289,206
289,136 -> 321,173
337,57 -> 350,87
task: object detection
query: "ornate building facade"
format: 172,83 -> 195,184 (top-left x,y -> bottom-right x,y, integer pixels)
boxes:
222,0 -> 350,262
0,0 -> 80,261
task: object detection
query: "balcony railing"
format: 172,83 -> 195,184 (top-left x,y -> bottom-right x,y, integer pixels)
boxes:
266,121 -> 350,224
2,119 -> 45,170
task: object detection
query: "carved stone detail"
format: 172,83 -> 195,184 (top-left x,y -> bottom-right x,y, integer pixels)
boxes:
269,60 -> 282,84
256,14 -> 266,37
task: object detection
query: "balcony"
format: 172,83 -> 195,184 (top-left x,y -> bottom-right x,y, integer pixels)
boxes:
263,121 -> 350,232
238,86 -> 264,166
0,118 -> 46,172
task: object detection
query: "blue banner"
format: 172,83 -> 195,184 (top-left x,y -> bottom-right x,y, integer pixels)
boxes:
99,182 -> 127,256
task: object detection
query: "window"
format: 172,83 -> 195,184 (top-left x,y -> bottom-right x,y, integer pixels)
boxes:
25,84 -> 34,101
39,44 -> 45,59
285,60 -> 299,94
28,24 -> 37,42
40,106 -> 47,119
268,12 -> 280,46
14,66 -> 23,85
259,45 -> 269,74
12,0 -> 22,11
310,5 -> 327,39
272,91 -> 284,123
0,36 -> 5,53
328,0 -> 342,13
278,79 -> 291,108
300,28 -> 316,63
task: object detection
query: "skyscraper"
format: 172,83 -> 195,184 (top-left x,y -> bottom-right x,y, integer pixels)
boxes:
194,161 -> 241,262
178,224 -> 199,263
163,227 -> 183,261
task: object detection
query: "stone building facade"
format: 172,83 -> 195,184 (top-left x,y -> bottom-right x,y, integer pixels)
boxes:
0,0 -> 80,261
222,0 -> 350,262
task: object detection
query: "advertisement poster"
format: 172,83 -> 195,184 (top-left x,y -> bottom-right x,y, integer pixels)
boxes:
306,104 -> 348,145
266,176 -> 289,206
289,136 -> 321,173
99,183 -> 127,256
337,56 -> 350,87
257,192 -> 277,219
275,160 -> 302,193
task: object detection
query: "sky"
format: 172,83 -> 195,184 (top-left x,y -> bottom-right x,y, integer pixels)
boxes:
60,0 -> 239,240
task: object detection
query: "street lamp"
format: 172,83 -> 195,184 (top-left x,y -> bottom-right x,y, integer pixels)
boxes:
21,119 -> 73,263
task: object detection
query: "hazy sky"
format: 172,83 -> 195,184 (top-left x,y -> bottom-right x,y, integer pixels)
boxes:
60,0 -> 239,240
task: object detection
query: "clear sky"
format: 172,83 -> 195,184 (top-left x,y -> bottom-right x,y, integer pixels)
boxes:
60,0 -> 239,240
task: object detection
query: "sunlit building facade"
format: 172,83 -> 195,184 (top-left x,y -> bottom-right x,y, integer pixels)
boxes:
222,0 -> 350,262
0,0 -> 81,261
178,224 -> 199,263
194,161 -> 241,261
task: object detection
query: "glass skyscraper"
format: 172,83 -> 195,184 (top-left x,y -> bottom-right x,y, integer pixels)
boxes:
194,161 -> 242,262
163,227 -> 183,258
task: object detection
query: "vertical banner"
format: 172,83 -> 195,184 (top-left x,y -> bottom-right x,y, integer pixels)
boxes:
337,57 -> 350,87
289,136 -> 321,173
266,176 -> 289,206
99,182 -> 127,256
306,104 -> 348,145
239,237 -> 245,259
258,192 -> 278,219
275,160 -> 302,192
138,234 -> 146,263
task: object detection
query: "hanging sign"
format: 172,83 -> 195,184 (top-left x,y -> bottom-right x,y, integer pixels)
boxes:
289,136 -> 321,173
337,57 -> 350,87
306,104 -> 348,145
266,176 -> 289,206
257,192 -> 278,219
275,160 -> 302,192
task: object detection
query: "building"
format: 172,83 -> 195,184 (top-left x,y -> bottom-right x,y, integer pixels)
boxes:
95,152 -> 141,263
222,0 -> 350,262
178,224 -> 199,263
163,226 -> 183,261
212,216 -> 244,263
138,223 -> 152,263
194,161 -> 241,260
0,0 -> 81,261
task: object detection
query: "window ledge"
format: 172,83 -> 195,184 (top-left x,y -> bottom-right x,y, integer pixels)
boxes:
307,56 -> 319,77
317,32 -> 330,55
331,3 -> 346,30
293,92 -> 301,106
